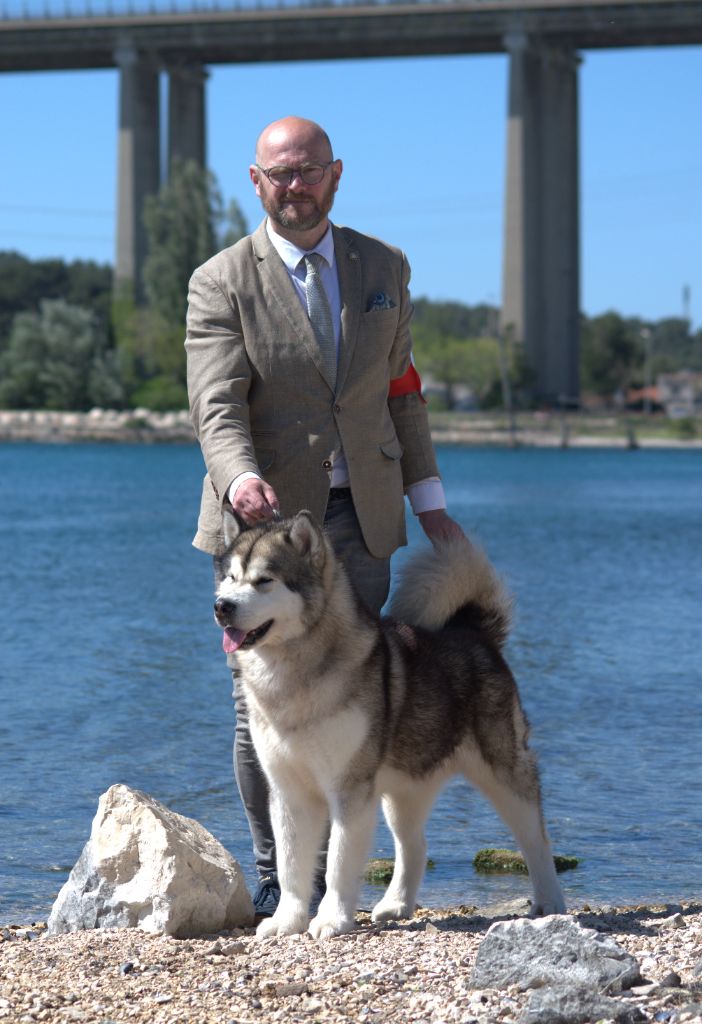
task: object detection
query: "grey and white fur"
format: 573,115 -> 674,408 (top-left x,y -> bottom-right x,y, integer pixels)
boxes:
214,510 -> 565,939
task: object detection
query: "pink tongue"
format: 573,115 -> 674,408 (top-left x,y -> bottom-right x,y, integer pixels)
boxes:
223,627 -> 247,654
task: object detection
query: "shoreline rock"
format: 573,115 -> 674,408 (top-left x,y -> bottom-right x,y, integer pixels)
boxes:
47,785 -> 254,939
2,902 -> 701,1024
0,408 -> 195,444
1,408 -> 701,448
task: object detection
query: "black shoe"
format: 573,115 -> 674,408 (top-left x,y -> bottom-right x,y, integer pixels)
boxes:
253,876 -> 280,919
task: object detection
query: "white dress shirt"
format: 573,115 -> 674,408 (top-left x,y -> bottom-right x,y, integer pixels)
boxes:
229,220 -> 445,516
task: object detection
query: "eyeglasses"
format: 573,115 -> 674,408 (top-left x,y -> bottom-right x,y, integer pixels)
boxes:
256,161 -> 334,188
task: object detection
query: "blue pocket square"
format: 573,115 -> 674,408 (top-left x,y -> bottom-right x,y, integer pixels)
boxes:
367,292 -> 396,312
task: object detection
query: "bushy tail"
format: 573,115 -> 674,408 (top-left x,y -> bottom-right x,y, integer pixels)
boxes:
388,538 -> 513,649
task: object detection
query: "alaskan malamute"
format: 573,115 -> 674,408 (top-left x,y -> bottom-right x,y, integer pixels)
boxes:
214,510 -> 565,938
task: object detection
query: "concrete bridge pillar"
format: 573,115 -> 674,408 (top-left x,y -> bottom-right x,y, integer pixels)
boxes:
501,34 -> 581,406
168,63 -> 207,172
114,45 -> 160,299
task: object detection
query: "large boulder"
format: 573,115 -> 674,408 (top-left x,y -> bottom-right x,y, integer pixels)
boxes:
470,915 -> 642,994
47,785 -> 254,938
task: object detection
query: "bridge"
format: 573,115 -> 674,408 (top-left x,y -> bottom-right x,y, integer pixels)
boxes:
2,0 -> 701,403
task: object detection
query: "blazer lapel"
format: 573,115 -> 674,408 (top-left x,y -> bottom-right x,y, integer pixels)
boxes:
333,225 -> 362,395
252,220 -> 334,389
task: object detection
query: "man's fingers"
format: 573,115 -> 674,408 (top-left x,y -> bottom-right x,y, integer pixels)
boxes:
261,483 -> 280,518
233,480 -> 280,524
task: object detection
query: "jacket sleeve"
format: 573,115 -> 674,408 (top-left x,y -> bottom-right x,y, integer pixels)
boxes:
185,261 -> 260,506
386,253 -> 439,487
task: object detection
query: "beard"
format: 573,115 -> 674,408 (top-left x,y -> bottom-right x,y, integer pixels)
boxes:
261,176 -> 336,233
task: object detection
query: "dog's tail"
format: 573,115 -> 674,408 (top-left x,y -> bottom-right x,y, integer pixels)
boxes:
388,538 -> 512,649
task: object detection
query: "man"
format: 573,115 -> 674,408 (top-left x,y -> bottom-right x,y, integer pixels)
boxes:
185,115 -> 464,917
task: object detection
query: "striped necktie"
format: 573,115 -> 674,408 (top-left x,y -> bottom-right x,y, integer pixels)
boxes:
303,253 -> 337,390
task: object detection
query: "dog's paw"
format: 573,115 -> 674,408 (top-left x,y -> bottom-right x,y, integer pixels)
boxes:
308,911 -> 355,939
256,909 -> 309,938
529,892 -> 567,917
371,897 -> 414,923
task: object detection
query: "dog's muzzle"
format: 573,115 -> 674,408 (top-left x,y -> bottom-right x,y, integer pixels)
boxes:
214,598 -> 273,653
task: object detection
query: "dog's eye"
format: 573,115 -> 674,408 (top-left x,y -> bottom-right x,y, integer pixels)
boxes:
255,577 -> 273,587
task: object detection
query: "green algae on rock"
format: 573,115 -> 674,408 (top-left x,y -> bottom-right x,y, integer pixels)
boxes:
473,848 -> 580,874
364,858 -> 436,884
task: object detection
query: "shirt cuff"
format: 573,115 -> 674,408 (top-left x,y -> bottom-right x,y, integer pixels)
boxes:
406,477 -> 446,515
227,471 -> 261,506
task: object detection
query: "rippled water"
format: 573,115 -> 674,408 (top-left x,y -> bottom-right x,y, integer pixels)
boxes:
1,442 -> 701,923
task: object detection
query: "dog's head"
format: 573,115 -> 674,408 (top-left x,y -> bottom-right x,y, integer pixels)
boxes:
214,510 -> 329,653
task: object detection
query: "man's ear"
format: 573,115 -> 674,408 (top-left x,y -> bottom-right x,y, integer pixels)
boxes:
287,510 -> 324,561
249,163 -> 263,197
222,506 -> 248,547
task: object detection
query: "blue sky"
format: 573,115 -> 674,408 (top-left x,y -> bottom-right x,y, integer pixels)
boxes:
1,44 -> 700,325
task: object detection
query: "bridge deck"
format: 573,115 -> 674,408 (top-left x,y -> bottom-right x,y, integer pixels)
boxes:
1,0 -> 701,71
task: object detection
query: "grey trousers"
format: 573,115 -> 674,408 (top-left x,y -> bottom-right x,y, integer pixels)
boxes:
226,489 -> 392,880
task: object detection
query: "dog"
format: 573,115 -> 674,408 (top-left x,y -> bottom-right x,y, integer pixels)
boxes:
214,510 -> 566,939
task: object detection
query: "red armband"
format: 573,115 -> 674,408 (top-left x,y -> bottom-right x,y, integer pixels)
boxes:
388,363 -> 426,402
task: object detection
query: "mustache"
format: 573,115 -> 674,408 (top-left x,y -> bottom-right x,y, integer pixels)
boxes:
280,194 -> 317,203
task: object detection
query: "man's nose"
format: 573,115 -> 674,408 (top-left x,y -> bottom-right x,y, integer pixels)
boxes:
287,171 -> 307,189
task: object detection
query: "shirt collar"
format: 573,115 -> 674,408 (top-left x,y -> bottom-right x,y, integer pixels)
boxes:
265,219 -> 335,274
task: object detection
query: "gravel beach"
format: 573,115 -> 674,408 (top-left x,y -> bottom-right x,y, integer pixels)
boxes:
2,902 -> 701,1024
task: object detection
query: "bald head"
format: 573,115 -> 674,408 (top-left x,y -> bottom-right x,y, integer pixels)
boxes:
250,115 -> 342,248
255,117 -> 334,166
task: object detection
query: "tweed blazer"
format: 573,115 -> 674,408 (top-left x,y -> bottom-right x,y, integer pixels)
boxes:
185,219 -> 439,559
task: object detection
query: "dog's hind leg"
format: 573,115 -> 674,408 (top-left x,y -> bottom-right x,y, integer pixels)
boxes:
460,750 -> 566,916
371,775 -> 442,922
309,788 -> 378,939
257,782 -> 328,938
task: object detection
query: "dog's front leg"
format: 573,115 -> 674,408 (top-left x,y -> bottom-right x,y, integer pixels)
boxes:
256,783 -> 327,938
309,790 -> 377,939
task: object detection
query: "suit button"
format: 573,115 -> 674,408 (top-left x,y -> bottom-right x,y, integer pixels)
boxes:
322,459 -> 332,470
334,404 -> 341,413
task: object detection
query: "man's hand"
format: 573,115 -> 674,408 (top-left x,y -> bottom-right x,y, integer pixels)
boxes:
417,509 -> 466,547
232,478 -> 280,525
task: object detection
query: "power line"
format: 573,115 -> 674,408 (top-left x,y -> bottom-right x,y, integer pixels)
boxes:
0,203 -> 113,217
0,230 -> 112,241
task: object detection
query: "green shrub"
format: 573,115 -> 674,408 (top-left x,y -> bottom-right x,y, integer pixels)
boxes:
131,375 -> 188,411
670,416 -> 697,439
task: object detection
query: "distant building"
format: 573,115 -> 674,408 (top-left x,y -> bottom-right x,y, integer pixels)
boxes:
421,374 -> 479,412
624,385 -> 662,412
656,371 -> 702,418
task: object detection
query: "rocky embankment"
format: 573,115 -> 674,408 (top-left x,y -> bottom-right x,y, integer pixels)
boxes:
0,409 -> 195,444
1,408 -> 700,448
2,902 -> 702,1024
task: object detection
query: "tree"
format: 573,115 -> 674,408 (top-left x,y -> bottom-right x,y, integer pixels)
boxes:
580,312 -> 644,397
651,318 -> 702,373
114,160 -> 248,409
412,298 -> 497,341
412,324 -> 502,409
0,299 -> 124,411
143,160 -> 217,326
0,251 -> 112,346
142,158 -> 247,326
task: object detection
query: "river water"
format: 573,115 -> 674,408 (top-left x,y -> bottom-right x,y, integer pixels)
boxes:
1,442 -> 700,924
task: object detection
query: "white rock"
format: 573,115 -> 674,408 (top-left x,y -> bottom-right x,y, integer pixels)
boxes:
47,784 -> 254,938
470,915 -> 642,994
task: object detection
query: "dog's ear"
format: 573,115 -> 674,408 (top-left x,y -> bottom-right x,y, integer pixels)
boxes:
287,510 -> 324,560
222,506 -> 248,547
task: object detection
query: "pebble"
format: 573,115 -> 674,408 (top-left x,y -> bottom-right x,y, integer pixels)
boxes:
1,903 -> 701,1023
658,914 -> 687,931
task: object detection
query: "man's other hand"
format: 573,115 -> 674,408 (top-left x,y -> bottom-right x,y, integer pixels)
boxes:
417,509 -> 466,547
